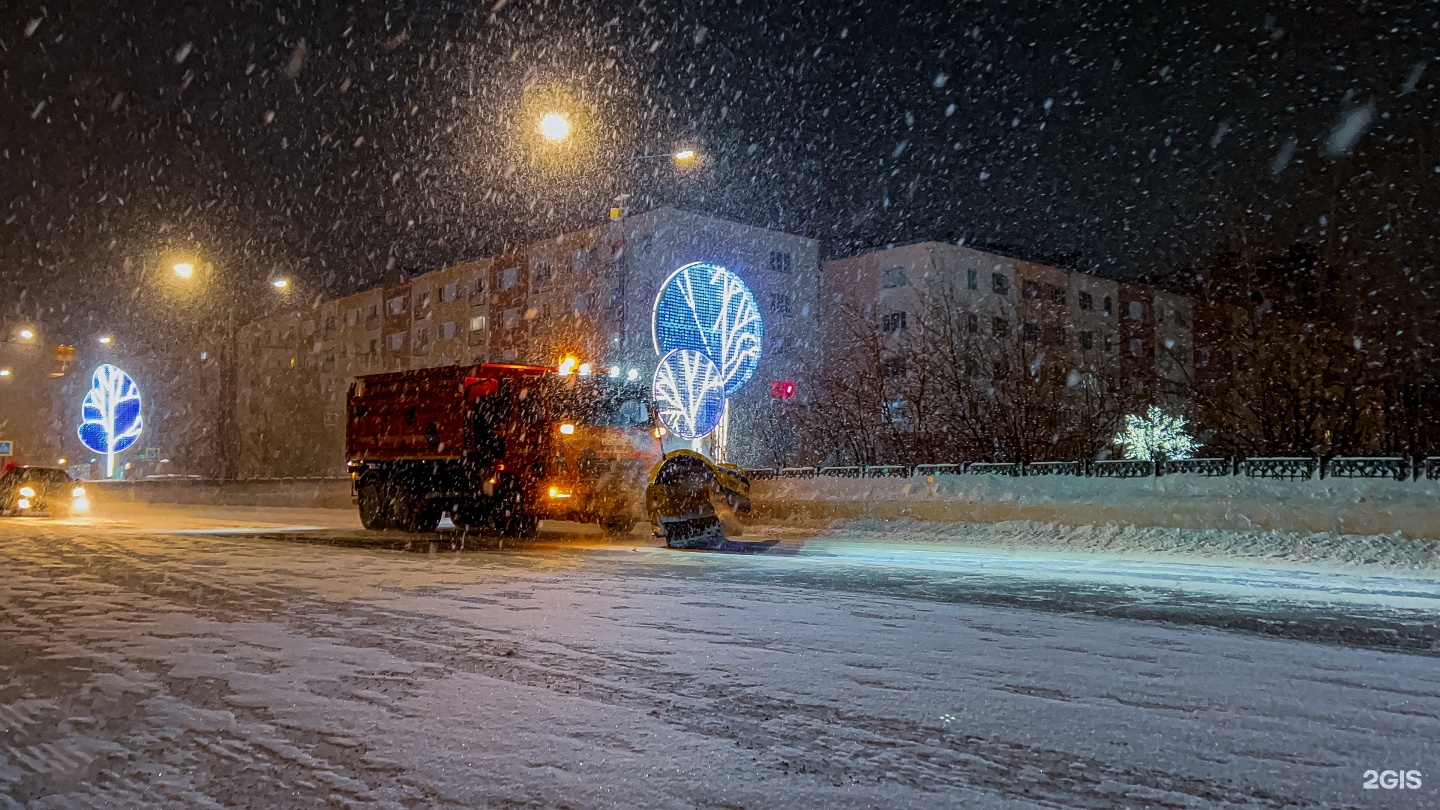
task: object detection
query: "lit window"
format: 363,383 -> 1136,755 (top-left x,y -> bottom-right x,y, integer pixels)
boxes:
469,315 -> 486,332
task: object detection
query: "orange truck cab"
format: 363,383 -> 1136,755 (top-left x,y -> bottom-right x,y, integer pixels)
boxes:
346,363 -> 663,536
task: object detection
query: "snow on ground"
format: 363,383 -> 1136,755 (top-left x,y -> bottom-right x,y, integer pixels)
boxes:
750,474 -> 1440,572
1,523 -> 1437,808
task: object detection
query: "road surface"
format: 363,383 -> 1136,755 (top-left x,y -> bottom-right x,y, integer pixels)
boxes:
1,503 -> 1437,808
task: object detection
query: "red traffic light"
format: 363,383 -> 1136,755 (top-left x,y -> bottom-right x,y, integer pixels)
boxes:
770,380 -> 796,399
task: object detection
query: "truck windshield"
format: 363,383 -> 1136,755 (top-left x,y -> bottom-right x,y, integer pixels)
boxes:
550,382 -> 653,429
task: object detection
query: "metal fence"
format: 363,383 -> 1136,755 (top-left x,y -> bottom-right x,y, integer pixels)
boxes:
745,456 -> 1440,483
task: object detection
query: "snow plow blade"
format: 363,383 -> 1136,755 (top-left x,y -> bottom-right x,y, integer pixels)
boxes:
645,450 -> 752,550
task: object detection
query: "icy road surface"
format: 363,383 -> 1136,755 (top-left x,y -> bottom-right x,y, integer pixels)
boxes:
2,505 -> 1437,808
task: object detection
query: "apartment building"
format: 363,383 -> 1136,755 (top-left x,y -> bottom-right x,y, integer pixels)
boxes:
823,241 -> 1192,404
234,208 -> 821,476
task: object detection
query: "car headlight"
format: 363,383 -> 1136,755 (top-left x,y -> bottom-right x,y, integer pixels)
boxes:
71,497 -> 89,512
72,486 -> 86,499
17,498 -> 30,510
18,486 -> 34,498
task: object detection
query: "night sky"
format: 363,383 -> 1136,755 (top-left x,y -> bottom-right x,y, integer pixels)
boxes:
3,0 -> 1437,342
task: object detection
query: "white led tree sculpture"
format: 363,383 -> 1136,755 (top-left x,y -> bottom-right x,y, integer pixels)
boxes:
652,349 -> 726,440
77,364 -> 144,478
653,261 -> 764,395
1114,406 -> 1199,461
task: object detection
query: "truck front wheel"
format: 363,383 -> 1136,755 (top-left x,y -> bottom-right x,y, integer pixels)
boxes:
357,477 -> 391,531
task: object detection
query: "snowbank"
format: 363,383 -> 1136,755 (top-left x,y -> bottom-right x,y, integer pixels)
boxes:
751,474 -> 1440,541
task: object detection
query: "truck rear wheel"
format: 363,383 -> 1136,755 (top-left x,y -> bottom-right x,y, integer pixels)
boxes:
491,485 -> 537,538
391,485 -> 440,533
357,477 -> 391,531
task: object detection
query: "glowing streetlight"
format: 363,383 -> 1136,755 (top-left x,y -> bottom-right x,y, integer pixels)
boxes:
17,328 -> 35,341
0,369 -> 11,378
673,149 -> 696,161
173,262 -> 195,279
271,277 -> 290,290
538,112 -> 572,142
99,335 -> 114,346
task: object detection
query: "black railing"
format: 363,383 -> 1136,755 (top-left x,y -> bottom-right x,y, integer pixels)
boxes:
743,455 -> 1440,483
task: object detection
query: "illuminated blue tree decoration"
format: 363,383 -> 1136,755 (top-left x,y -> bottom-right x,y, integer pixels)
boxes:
77,363 -> 144,479
652,349 -> 726,440
652,261 -> 764,396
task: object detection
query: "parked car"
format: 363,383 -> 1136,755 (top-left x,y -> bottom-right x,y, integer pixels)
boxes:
0,467 -> 88,517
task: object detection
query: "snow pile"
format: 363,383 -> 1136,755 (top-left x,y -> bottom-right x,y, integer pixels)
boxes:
751,474 -> 1440,541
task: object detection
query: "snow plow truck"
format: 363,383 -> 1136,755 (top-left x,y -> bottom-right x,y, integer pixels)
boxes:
345,363 -> 751,546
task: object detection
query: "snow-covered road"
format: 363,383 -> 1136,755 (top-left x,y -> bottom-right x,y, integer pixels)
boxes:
1,505 -> 1437,808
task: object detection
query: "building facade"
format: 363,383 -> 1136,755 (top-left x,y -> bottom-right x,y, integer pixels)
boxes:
234,208 -> 821,477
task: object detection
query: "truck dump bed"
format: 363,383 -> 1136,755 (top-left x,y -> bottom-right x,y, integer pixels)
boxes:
345,364 -> 547,461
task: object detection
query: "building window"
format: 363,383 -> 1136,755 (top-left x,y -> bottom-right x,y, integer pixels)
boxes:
769,251 -> 793,274
323,316 -> 335,335
1078,291 -> 1093,311
881,266 -> 908,288
1022,322 -> 1039,342
1130,338 -> 1144,357
993,316 -> 1010,337
965,355 -> 980,377
531,260 -> 553,286
1080,331 -> 1095,350
770,293 -> 792,315
1129,300 -> 1144,320
967,269 -> 978,290
346,308 -> 359,326
469,314 -> 487,332
1049,326 -> 1066,346
367,338 -> 379,355
1023,279 -> 1041,299
572,293 -> 596,315
388,332 -> 406,351
502,308 -> 521,330
500,266 -> 519,291
414,326 -> 430,351
302,319 -> 316,336
1051,286 -> 1067,305
441,282 -> 458,302
470,277 -> 487,300
441,321 -> 456,341
386,296 -> 407,315
882,312 -> 906,332
570,248 -> 592,274
966,312 -> 979,334
992,273 -> 1010,295
881,356 -> 907,377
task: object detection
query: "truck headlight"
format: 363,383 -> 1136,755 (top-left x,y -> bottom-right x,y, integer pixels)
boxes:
17,498 -> 30,510
72,486 -> 86,499
71,497 -> 89,513
18,486 -> 35,498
